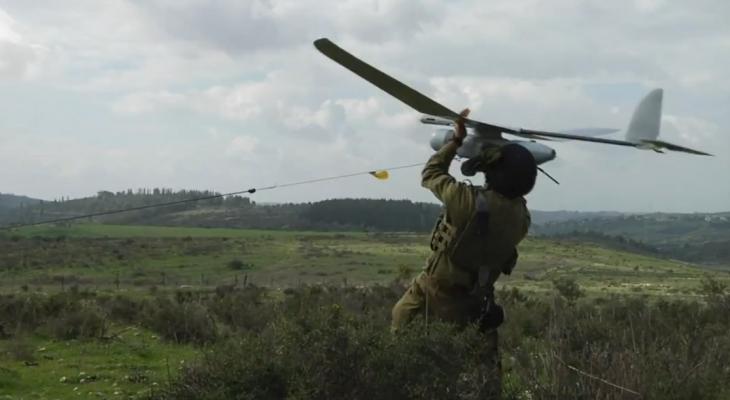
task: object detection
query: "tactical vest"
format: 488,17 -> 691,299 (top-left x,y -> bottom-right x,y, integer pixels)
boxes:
428,189 -> 523,289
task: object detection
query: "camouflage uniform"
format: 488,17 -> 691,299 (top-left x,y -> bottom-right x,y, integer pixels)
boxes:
392,140 -> 530,327
391,140 -> 531,397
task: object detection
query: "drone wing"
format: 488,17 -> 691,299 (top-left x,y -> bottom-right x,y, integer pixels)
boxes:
419,115 -> 511,137
639,140 -> 713,156
315,39 -> 711,156
314,38 -> 460,119
502,128 -> 712,155
515,128 -> 648,147
510,88 -> 711,155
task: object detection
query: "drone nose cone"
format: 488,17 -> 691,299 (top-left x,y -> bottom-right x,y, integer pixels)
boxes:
430,129 -> 453,151
512,141 -> 556,165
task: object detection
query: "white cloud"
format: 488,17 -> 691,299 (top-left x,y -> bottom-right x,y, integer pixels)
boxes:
0,0 -> 728,212
0,8 -> 45,79
226,135 -> 259,157
112,91 -> 186,115
662,114 -> 718,145
132,0 -> 441,53
0,9 -> 21,42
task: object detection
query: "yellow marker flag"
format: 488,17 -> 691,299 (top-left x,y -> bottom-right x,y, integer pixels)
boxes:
369,170 -> 389,180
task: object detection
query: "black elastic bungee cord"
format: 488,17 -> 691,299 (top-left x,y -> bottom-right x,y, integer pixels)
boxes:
0,162 -> 424,231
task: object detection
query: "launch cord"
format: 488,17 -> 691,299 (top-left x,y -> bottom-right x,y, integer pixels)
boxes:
0,162 -> 424,231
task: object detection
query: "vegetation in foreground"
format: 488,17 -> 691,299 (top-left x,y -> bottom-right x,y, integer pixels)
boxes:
1,225 -> 729,399
0,279 -> 729,399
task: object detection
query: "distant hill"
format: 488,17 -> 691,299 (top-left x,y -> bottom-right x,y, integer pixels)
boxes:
0,189 -> 442,232
532,213 -> 730,265
2,189 -> 728,265
0,193 -> 42,223
0,190 -> 633,229
532,212 -> 730,243
529,210 -> 630,225
0,193 -> 41,210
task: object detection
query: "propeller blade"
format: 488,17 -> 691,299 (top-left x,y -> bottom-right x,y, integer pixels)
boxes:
314,38 -> 460,120
537,167 -> 560,185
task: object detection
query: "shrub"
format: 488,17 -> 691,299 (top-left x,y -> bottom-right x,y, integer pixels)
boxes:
552,277 -> 584,303
141,297 -> 217,344
2,283 -> 730,399
227,259 -> 252,270
155,306 -> 499,400
208,286 -> 270,333
99,294 -> 142,324
45,303 -> 107,340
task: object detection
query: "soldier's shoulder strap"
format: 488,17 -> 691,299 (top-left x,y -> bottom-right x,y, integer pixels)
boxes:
474,189 -> 491,236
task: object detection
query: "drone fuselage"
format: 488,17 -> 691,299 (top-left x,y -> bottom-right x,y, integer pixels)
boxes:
430,129 -> 557,165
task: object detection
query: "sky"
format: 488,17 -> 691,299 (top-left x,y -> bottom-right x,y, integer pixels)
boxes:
0,0 -> 728,212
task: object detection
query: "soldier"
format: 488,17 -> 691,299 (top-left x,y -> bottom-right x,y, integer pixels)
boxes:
391,109 -> 536,397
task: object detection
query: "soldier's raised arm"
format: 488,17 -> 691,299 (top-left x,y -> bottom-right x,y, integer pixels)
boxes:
421,140 -> 460,201
421,109 -> 473,214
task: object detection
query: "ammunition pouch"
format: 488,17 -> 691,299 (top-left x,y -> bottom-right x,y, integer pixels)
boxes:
429,213 -> 457,253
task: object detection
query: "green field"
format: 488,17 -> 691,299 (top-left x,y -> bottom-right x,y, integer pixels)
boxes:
0,328 -> 195,399
1,224 -> 729,399
2,224 -> 726,295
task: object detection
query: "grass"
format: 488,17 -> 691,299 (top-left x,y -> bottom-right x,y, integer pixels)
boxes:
1,223 -> 729,399
1,224 -> 727,295
0,327 -> 196,399
8,224 -> 357,239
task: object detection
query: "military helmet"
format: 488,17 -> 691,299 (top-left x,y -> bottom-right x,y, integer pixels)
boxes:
461,143 -> 537,198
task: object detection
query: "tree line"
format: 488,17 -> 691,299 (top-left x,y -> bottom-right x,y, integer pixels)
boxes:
1,189 -> 442,232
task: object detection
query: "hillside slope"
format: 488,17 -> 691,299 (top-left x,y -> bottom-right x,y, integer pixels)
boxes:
0,193 -> 41,210
2,191 -> 728,265
2,224 -> 726,296
532,213 -> 730,264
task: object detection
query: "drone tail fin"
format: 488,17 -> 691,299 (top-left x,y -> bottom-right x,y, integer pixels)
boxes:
625,88 -> 712,155
626,88 -> 662,142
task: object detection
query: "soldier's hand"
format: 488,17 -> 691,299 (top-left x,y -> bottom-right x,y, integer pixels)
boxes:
454,108 -> 470,142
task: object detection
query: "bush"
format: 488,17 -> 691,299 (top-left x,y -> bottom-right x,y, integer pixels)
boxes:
141,297 -> 217,344
46,303 -> 107,340
155,306 -> 499,400
552,277 -> 584,303
227,259 -> 253,271
99,294 -> 143,324
153,285 -> 730,400
2,284 -> 730,399
208,286 -> 271,333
